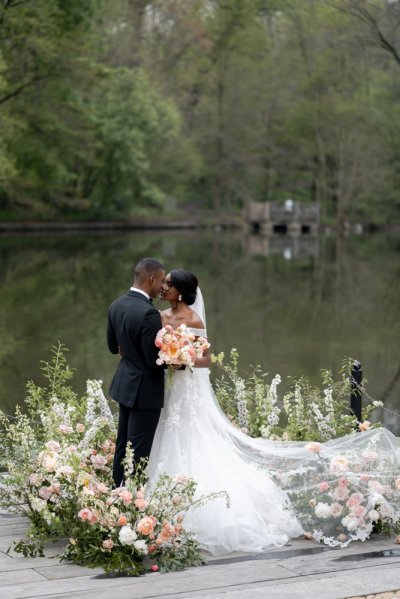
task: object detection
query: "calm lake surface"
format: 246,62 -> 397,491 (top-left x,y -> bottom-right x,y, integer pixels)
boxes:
0,230 -> 399,431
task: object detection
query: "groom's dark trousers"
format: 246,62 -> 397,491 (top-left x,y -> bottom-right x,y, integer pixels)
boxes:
107,290 -> 164,486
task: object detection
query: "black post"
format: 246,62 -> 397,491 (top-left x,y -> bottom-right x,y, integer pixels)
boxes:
350,361 -> 362,423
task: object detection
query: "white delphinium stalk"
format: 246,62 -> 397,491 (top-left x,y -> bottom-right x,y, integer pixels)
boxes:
311,402 -> 336,440
263,374 -> 282,436
235,377 -> 248,428
86,380 -> 114,425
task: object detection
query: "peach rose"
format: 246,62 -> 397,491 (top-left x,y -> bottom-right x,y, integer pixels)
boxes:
137,516 -> 155,536
159,529 -> 172,542
76,423 -> 85,433
173,473 -> 188,484
117,515 -> 128,526
148,544 -> 157,554
358,420 -> 371,432
306,442 -> 322,454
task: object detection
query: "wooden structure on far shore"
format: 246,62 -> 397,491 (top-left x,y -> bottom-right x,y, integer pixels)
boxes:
245,200 -> 319,235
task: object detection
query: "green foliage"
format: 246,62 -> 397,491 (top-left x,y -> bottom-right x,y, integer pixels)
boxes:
0,1 -> 399,220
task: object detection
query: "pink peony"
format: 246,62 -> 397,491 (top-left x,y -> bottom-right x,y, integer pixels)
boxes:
319,482 -> 329,492
305,442 -> 322,454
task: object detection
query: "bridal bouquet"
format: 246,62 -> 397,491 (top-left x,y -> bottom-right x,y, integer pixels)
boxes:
155,324 -> 210,368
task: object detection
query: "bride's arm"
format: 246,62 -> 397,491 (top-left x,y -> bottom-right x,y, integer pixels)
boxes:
194,347 -> 211,368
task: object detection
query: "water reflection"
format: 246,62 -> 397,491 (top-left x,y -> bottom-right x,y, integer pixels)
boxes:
0,231 -> 399,432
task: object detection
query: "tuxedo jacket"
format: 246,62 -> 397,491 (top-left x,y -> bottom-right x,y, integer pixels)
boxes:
107,290 -> 164,410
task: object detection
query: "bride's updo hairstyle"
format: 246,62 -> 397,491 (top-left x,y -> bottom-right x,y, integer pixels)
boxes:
170,269 -> 198,306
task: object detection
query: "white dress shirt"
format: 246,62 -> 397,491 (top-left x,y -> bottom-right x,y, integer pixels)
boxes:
130,286 -> 150,300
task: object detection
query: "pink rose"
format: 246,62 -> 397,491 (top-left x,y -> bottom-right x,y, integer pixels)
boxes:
119,490 -> 133,506
134,498 -> 148,511
150,565 -> 159,572
338,477 -> 349,487
148,544 -> 157,554
96,483 -> 109,495
76,423 -> 85,433
45,440 -> 61,453
38,486 -> 52,500
319,482 -> 329,492
333,486 -> 349,501
90,454 -> 107,469
78,508 -> 93,522
102,539 -> 114,550
330,502 -> 343,518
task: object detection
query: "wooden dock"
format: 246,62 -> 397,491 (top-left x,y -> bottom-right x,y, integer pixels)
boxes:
2,512 -> 400,598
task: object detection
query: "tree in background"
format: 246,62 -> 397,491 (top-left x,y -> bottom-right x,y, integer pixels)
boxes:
0,0 -> 399,222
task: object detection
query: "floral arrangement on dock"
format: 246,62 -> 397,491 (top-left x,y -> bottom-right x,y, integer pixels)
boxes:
212,348 -> 383,441
0,345 -> 227,576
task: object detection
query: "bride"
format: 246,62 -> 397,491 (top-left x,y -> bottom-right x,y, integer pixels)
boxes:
148,269 -> 303,555
148,269 -> 400,556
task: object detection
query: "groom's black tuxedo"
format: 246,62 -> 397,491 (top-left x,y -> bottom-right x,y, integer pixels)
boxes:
107,290 -> 164,485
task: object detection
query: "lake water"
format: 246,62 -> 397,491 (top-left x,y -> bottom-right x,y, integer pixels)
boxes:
0,230 -> 399,432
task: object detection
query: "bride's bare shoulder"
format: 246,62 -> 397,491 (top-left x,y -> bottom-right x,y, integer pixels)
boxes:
160,308 -> 172,325
188,310 -> 205,330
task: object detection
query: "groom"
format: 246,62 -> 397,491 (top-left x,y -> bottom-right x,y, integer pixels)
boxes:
107,257 -> 166,486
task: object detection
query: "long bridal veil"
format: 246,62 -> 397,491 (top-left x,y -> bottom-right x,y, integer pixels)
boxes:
149,287 -> 400,552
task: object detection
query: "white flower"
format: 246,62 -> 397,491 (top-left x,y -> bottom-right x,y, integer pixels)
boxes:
315,502 -> 331,519
56,465 -> 74,477
133,539 -> 148,554
118,525 -> 137,546
341,516 -> 359,531
42,451 -> 59,472
368,509 -> 380,522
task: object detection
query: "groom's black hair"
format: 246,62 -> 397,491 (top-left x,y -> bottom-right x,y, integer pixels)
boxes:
134,258 -> 164,280
170,269 -> 198,306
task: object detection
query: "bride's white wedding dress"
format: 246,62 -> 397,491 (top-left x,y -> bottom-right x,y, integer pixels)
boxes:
148,289 -> 400,555
148,357 -> 303,555
148,289 -> 303,555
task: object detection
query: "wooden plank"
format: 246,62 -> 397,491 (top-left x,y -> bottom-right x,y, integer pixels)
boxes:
0,569 -> 46,587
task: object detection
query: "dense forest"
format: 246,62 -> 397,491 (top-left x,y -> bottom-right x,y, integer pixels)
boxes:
0,0 -> 399,223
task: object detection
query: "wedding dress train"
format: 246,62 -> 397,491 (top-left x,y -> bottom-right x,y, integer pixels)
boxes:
148,290 -> 400,555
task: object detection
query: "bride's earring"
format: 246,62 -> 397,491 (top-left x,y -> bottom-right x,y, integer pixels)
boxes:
178,294 -> 182,302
